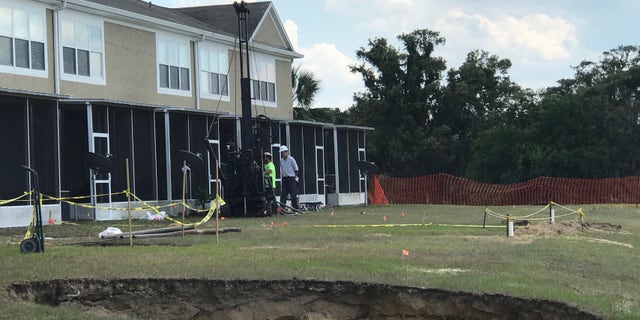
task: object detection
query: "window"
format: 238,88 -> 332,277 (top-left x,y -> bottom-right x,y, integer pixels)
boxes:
0,2 -> 46,77
157,34 -> 191,95
250,53 -> 277,105
199,44 -> 229,100
60,11 -> 105,84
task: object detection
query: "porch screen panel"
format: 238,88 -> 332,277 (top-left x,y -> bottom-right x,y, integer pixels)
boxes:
316,147 -> 324,196
289,124 -> 303,194
188,115 -> 208,197
337,130 -> 349,193
323,129 -> 336,193
302,125 -> 316,194
169,113 -> 188,199
348,130 -> 360,192
218,119 -> 236,165
133,109 -> 155,200
279,123 -> 287,147
0,97 -> 27,202
59,104 -> 89,200
92,106 -> 108,133
109,107 -> 132,202
154,112 -> 167,200
29,99 -> 59,202
253,117 -> 274,153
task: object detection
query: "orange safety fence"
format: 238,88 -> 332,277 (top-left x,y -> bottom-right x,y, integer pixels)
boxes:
369,173 -> 640,205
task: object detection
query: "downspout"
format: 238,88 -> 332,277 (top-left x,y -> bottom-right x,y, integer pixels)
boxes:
194,34 -> 205,110
52,0 -> 67,95
333,126 -> 339,194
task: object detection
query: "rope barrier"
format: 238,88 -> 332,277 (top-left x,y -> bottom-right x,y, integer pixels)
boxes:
4,190 -> 223,228
484,202 -> 586,238
485,202 -> 583,222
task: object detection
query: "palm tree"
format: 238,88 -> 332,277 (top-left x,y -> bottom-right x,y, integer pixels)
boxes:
291,66 -> 321,110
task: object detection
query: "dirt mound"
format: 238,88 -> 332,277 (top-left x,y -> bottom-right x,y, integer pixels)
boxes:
8,278 -> 602,320
518,221 -> 621,236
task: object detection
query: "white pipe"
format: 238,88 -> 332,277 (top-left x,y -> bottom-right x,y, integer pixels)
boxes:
52,0 -> 67,94
194,34 -> 205,109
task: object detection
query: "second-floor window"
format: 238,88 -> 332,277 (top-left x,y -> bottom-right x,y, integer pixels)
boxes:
252,79 -> 276,103
60,11 -> 105,83
199,44 -> 229,99
0,3 -> 46,76
251,53 -> 277,106
157,34 -> 191,94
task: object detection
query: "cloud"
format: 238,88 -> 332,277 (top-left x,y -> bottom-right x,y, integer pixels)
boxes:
440,9 -> 577,62
284,17 -> 361,109
297,43 -> 358,85
300,43 -> 361,109
283,19 -> 298,50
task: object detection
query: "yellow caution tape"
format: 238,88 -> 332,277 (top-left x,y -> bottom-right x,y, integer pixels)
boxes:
313,223 -> 433,228
1,192 -> 31,206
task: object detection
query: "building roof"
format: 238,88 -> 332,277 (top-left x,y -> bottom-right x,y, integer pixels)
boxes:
176,2 -> 272,39
84,0 -> 221,34
83,0 -> 274,39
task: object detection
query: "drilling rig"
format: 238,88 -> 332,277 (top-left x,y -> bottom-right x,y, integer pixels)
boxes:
214,1 -> 270,217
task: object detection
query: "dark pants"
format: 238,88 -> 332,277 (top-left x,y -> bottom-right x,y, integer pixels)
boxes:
264,177 -> 277,214
281,177 -> 298,209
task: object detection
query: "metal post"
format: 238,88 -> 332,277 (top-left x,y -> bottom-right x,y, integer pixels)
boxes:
506,214 -> 514,237
126,159 -> 132,247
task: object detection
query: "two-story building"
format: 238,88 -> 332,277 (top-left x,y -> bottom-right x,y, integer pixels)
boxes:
0,0 -> 371,227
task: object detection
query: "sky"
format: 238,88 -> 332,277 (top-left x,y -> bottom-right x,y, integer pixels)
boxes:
153,0 -> 640,110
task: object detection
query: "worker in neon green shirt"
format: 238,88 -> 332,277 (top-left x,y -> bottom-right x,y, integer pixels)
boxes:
263,151 -> 277,215
263,152 -> 276,189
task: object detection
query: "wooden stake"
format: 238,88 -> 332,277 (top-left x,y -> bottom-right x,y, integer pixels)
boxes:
482,207 -> 487,229
126,158 -> 132,247
181,160 -> 187,239
216,157 -> 220,244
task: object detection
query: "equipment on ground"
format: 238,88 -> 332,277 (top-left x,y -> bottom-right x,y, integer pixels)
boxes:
20,166 -> 44,253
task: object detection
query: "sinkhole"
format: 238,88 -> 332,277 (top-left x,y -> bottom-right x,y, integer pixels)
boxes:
8,278 -> 602,320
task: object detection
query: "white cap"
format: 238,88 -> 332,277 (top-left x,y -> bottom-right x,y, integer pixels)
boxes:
279,145 -> 288,153
263,152 -> 272,157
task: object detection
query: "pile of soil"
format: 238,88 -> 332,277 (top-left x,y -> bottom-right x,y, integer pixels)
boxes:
518,221 -> 622,236
8,278 -> 602,319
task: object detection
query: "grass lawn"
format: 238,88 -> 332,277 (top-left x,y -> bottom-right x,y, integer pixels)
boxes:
0,203 -> 638,319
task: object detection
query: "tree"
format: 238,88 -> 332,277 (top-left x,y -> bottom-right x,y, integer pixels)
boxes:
469,46 -> 640,182
437,50 -> 524,175
547,45 -> 640,95
291,66 -> 321,109
348,29 -> 447,176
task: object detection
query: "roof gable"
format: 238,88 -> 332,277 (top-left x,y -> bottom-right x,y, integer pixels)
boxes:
251,5 -> 290,50
177,2 -> 295,51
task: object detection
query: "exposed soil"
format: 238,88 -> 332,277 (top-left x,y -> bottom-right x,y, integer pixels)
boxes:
8,278 -> 603,320
517,221 -> 622,236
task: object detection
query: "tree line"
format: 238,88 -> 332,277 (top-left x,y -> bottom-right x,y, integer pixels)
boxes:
293,29 -> 640,183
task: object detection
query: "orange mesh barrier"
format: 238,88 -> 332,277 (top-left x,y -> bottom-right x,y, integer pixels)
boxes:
373,174 -> 640,205
369,175 -> 389,205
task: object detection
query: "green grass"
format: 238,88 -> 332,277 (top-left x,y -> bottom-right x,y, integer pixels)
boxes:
1,204 -> 639,319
